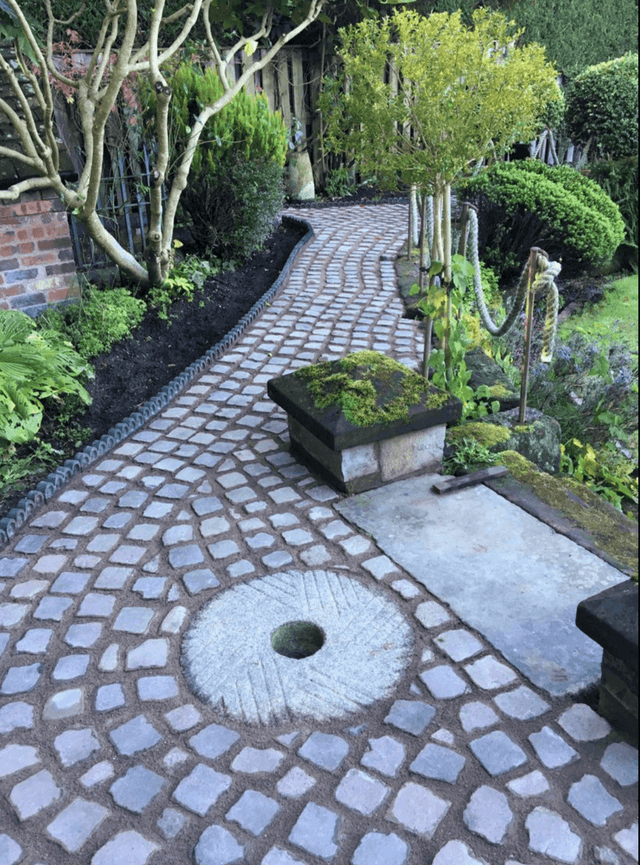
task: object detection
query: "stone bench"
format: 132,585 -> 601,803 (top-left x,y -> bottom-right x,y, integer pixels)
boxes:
576,580 -> 638,737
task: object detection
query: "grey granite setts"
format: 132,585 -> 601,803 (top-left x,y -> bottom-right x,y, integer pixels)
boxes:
0,203 -> 636,864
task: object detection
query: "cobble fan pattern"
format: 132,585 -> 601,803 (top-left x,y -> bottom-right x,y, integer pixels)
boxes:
0,204 -> 637,865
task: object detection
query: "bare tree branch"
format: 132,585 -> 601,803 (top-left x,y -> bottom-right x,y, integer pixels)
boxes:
0,145 -> 40,166
162,3 -> 195,26
43,0 -> 79,89
54,1 -> 87,28
0,0 -> 327,288
0,54 -> 50,163
222,6 -> 273,65
0,175 -> 56,200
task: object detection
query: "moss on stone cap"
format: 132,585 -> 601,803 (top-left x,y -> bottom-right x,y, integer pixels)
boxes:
295,350 -> 450,428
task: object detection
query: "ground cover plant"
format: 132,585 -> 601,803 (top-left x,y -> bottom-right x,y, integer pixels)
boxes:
0,310 -> 91,452
459,273 -> 639,518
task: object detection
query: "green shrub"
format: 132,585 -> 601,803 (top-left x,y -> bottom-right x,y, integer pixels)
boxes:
0,310 -> 91,450
180,153 -> 285,260
484,0 -> 638,83
324,167 -> 356,198
459,160 -> 626,281
583,156 -> 638,271
144,61 -> 288,260
565,53 -> 638,160
39,286 -> 146,360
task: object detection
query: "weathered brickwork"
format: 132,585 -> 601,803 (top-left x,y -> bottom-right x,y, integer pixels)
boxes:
0,190 -> 79,317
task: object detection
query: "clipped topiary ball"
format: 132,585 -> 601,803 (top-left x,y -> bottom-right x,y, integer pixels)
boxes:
459,159 -> 626,281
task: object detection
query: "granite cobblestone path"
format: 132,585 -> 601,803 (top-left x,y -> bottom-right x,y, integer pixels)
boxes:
0,204 -> 637,864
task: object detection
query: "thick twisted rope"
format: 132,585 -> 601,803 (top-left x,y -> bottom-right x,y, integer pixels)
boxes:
534,256 -> 561,362
467,208 -> 561,360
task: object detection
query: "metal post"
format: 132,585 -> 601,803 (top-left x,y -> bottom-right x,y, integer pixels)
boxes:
519,247 -> 547,423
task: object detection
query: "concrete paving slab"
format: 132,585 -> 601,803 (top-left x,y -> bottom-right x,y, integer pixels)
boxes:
336,474 -> 627,696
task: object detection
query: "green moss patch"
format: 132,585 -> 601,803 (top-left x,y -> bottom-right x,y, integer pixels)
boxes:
498,450 -> 638,578
447,421 -> 512,448
295,350 -> 449,428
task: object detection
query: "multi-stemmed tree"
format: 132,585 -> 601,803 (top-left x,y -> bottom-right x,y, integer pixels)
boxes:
0,0 -> 328,287
320,7 -> 560,379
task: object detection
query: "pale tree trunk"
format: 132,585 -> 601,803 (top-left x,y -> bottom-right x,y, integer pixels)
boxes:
0,0 -> 326,288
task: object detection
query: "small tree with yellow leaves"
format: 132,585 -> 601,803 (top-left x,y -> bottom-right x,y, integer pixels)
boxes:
321,8 -> 560,381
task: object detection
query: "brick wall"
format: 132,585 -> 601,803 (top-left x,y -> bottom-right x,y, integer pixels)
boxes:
0,189 -> 80,318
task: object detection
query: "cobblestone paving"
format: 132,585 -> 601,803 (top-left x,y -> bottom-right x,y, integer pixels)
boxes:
0,204 -> 637,865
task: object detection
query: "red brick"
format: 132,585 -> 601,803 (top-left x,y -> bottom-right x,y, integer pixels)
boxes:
0,245 -> 16,258
19,242 -> 35,255
38,237 -> 71,252
22,199 -> 52,216
16,230 -> 30,241
46,261 -> 76,277
46,223 -> 70,239
23,252 -> 56,267
46,287 -> 71,302
0,285 -> 25,298
31,226 -> 46,240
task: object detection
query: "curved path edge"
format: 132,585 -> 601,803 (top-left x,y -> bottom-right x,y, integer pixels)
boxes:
0,216 -> 315,550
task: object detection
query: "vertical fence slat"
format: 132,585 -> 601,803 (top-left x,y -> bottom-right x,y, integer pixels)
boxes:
242,50 -> 256,97
261,50 -> 278,115
275,52 -> 291,130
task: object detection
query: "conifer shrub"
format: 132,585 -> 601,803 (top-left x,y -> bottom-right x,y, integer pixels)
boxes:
565,53 -> 638,161
459,160 -> 626,282
146,62 -> 288,260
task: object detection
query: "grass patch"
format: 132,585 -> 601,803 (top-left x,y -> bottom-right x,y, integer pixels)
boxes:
559,274 -> 638,360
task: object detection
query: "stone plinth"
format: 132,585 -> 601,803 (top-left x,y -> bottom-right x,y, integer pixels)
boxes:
268,360 -> 462,494
576,580 -> 638,736
288,415 -> 447,494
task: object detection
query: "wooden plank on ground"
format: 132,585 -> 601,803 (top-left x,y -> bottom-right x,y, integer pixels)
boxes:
431,465 -> 509,494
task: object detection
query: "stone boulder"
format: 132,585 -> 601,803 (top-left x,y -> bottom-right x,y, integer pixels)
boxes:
479,407 -> 562,474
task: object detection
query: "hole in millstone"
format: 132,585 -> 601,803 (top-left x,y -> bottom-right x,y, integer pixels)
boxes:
271,621 -> 325,659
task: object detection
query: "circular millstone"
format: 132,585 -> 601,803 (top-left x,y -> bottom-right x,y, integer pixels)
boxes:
182,569 -> 414,725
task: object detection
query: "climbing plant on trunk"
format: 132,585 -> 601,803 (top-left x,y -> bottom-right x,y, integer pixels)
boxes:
0,0 -> 327,289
